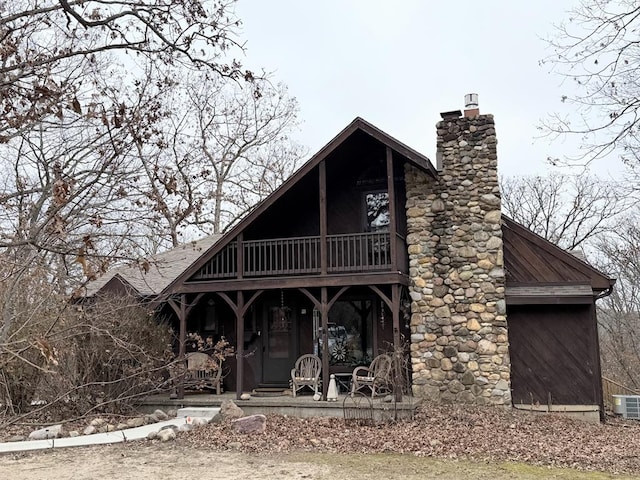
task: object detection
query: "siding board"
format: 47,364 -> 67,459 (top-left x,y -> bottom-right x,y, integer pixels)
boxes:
508,304 -> 598,406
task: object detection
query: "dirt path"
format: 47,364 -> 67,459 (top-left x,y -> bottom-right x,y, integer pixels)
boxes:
0,443 -> 634,480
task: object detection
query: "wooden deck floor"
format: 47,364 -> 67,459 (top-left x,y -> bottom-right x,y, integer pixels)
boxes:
138,391 -> 421,421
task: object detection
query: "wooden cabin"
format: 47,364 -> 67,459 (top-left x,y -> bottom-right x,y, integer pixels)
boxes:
87,106 -> 614,418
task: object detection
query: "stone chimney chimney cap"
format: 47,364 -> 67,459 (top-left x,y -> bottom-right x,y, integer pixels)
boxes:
440,110 -> 462,120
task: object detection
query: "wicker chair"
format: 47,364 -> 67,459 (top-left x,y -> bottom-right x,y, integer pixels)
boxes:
290,354 -> 322,398
184,352 -> 222,394
350,354 -> 393,398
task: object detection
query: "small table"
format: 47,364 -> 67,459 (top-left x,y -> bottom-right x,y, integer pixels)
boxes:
332,372 -> 352,394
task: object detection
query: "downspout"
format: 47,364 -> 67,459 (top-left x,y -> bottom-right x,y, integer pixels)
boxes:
596,284 -> 614,300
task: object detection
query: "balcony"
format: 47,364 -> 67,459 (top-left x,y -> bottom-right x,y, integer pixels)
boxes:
193,232 -> 393,280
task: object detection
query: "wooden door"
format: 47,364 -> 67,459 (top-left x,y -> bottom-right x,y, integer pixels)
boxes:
508,304 -> 599,406
261,305 -> 297,385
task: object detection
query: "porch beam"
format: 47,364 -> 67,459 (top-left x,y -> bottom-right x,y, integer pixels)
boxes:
299,288 -> 322,311
369,285 -> 392,310
240,290 -> 264,317
177,272 -> 409,293
185,292 -> 205,317
215,291 -> 237,311
386,147 -> 398,272
327,286 -> 350,311
214,290 -> 262,315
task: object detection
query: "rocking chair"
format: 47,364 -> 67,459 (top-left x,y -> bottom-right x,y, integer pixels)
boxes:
290,354 -> 322,398
350,354 -> 393,398
184,352 -> 222,394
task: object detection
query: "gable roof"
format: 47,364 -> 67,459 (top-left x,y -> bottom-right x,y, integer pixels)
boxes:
502,216 -> 614,292
159,117 -> 438,297
84,235 -> 221,297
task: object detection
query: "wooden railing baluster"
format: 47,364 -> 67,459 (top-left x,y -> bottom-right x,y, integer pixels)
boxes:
192,232 -> 393,279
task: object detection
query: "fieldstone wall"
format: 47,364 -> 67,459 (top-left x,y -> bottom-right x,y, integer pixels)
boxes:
405,112 -> 510,405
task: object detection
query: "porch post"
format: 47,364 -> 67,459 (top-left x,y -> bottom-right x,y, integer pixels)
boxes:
391,284 -> 402,402
321,286 -> 329,400
178,294 -> 187,400
386,146 -> 398,271
319,160 -> 327,275
235,291 -> 245,400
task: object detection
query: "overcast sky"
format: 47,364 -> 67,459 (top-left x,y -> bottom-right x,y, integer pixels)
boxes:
235,1 -> 622,179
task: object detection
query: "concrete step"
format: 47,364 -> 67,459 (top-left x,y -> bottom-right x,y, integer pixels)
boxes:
177,407 -> 220,418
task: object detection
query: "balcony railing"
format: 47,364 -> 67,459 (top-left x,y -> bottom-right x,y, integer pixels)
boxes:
193,232 -> 393,280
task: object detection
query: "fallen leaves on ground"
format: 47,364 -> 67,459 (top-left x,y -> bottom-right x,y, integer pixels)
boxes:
179,403 -> 640,475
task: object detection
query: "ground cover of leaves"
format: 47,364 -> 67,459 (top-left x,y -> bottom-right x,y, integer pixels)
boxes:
178,404 -> 640,475
3,403 -> 640,476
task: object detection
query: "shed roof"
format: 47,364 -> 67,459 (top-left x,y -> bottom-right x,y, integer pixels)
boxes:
502,216 -> 614,292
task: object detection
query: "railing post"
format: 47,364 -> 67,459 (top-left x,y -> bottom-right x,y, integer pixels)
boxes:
237,234 -> 243,279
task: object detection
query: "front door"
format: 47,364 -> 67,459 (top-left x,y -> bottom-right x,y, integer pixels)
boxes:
261,304 -> 297,385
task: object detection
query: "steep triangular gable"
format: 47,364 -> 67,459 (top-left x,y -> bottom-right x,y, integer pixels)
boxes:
502,216 -> 614,291
160,117 -> 437,296
95,273 -> 140,297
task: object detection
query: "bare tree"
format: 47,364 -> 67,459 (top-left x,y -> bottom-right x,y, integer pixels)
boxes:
127,72 -> 304,245
542,1 -> 640,165
501,172 -> 629,250
1,0 -> 251,139
596,217 -> 640,388
0,1 -> 300,420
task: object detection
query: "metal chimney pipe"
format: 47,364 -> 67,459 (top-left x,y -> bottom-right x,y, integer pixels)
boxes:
464,93 -> 479,117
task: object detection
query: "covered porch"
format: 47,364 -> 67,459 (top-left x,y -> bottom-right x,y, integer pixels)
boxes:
162,279 -> 412,402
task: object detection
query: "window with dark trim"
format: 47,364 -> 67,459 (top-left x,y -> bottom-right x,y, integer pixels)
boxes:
364,191 -> 389,232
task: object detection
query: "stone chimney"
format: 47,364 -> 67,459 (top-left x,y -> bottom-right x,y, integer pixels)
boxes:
405,95 -> 509,405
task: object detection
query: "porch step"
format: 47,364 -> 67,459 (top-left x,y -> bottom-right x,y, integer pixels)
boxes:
177,407 -> 220,418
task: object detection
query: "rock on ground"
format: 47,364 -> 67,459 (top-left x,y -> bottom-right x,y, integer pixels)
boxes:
154,409 -> 169,421
29,424 -> 63,440
158,428 -> 176,442
232,415 -> 267,434
126,417 -> 145,428
220,400 -> 244,420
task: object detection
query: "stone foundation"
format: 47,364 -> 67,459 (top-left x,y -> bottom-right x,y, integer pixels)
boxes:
406,112 -> 510,405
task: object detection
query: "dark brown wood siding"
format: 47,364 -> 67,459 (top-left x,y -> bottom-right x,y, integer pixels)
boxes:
508,304 -> 599,405
243,169 -> 320,240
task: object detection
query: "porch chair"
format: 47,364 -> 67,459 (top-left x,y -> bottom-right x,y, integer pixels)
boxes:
350,354 -> 393,398
290,354 -> 322,398
184,352 -> 222,395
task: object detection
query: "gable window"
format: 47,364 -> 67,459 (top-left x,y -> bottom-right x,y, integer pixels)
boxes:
364,191 -> 389,232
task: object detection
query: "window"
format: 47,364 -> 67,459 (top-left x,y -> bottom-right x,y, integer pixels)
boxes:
322,300 -> 373,366
364,192 -> 389,232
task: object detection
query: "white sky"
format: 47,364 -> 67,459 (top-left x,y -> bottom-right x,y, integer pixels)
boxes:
235,0 -> 623,179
